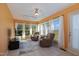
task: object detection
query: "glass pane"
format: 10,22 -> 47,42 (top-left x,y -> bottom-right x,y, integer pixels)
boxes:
16,24 -> 23,36
71,15 -> 79,50
17,24 -> 23,30
50,20 -> 54,32
25,25 -> 30,30
42,23 -> 45,35
53,19 -> 60,42
43,22 -> 49,35
25,25 -> 30,35
32,25 -> 36,34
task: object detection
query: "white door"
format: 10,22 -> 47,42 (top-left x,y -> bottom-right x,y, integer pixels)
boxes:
69,11 -> 79,55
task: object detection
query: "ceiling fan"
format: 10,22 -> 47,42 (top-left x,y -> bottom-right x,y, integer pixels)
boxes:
23,8 -> 39,18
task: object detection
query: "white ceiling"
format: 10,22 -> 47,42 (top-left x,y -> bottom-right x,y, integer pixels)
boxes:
7,3 -> 74,21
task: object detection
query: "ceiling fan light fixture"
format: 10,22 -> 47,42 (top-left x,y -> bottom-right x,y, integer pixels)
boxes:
34,8 -> 39,16
34,12 -> 39,16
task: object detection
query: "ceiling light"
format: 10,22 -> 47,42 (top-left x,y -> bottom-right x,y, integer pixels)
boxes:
34,8 -> 39,16
34,12 -> 39,16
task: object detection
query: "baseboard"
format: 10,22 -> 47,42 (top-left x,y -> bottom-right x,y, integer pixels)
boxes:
59,48 -> 78,56
0,51 -> 8,56
66,49 -> 79,56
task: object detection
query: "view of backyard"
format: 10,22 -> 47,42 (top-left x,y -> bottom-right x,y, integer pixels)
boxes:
15,19 -> 60,42
53,19 -> 60,43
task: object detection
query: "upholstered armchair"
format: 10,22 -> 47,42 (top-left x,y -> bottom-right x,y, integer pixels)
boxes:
31,32 -> 39,41
39,33 -> 55,47
31,36 -> 39,41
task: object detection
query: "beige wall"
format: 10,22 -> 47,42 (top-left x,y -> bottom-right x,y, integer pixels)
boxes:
0,4 -> 15,55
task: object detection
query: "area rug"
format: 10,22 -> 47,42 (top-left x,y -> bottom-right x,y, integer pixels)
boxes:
19,39 -> 39,55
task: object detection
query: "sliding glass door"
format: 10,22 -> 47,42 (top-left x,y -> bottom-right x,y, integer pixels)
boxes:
68,11 -> 79,55
43,22 -> 49,35
53,18 -> 60,42
57,16 -> 64,48
50,16 -> 64,48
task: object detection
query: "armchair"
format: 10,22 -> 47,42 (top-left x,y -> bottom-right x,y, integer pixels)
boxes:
39,33 -> 55,47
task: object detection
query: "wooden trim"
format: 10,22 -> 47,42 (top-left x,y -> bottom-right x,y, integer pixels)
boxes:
63,14 -> 69,48
14,19 -> 39,24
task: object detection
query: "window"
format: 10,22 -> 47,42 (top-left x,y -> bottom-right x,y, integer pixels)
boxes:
16,24 -> 23,36
32,25 -> 37,34
25,25 -> 30,35
43,22 -> 50,35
